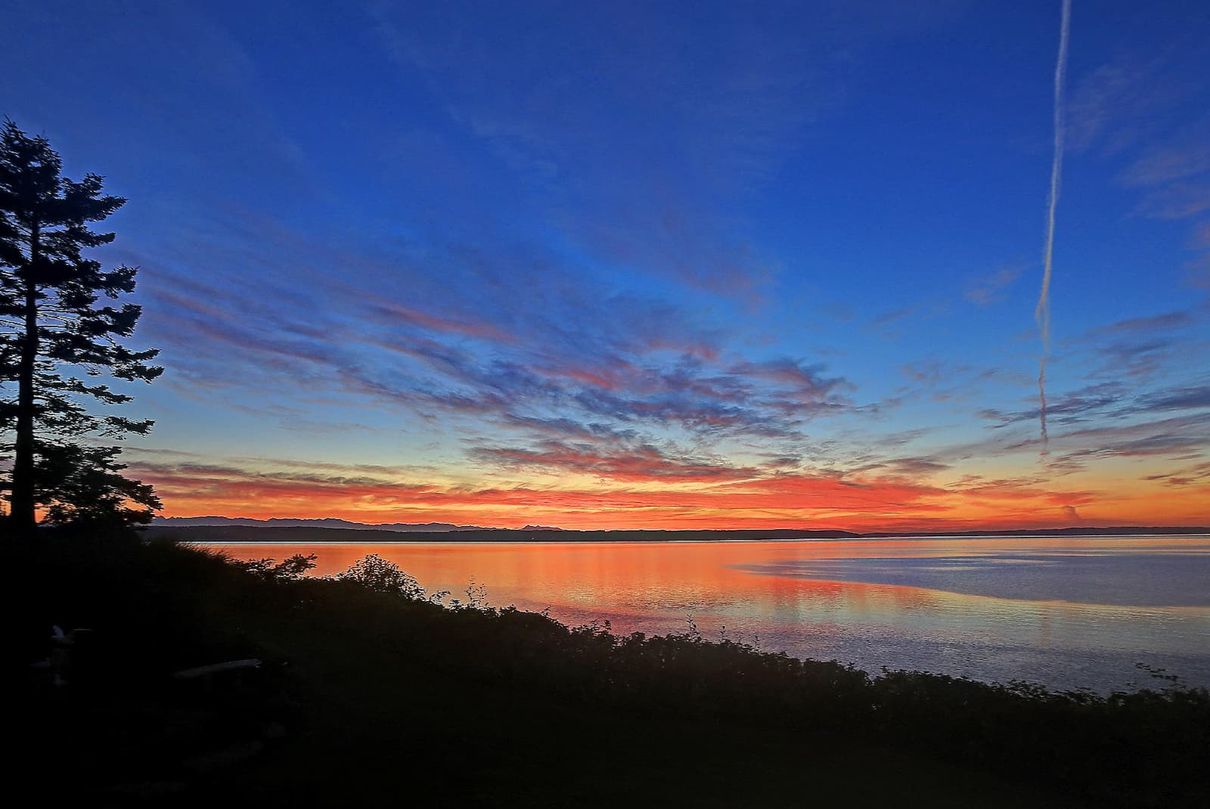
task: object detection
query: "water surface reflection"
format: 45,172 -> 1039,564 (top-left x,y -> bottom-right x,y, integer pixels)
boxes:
212,536 -> 1210,691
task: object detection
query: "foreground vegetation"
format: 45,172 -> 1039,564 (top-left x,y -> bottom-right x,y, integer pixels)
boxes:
11,532 -> 1209,807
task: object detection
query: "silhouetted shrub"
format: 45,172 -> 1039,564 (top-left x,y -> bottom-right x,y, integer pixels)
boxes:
230,553 -> 318,582
335,553 -> 425,598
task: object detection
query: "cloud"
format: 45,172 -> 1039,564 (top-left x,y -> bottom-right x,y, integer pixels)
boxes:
878,457 -> 952,476
128,434 -> 1205,530
979,382 -> 1127,428
727,359 -> 849,400
1095,337 -> 1176,379
137,213 -> 865,467
1134,385 -> 1210,413
964,266 -> 1022,306
1188,252 -> 1210,290
977,373 -> 1210,439
1144,460 -> 1210,488
368,301 -> 516,343
1067,50 -> 1210,300
902,361 -> 945,386
1066,59 -> 1156,155
367,1 -> 961,300
1134,179 -> 1210,220
1066,51 -> 1198,157
367,1 -> 824,298
1044,413 -> 1210,471
1091,310 -> 1195,335
1121,114 -> 1210,189
470,440 -> 759,483
872,307 -> 915,327
130,457 -> 947,528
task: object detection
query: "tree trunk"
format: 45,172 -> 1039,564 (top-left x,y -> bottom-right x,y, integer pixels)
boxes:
10,224 -> 39,535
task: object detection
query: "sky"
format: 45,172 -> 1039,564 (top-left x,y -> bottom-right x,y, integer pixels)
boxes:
3,0 -> 1209,530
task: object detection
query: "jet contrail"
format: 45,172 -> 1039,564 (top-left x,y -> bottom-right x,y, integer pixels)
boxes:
1035,0 -> 1071,448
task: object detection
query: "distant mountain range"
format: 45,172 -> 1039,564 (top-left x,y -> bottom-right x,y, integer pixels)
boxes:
153,516 -> 486,532
145,519 -> 1209,544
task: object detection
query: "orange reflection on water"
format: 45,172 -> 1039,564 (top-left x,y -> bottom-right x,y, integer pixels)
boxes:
212,536 -> 1210,690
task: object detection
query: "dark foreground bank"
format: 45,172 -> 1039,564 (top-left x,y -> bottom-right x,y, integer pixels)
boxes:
10,532 -> 1209,808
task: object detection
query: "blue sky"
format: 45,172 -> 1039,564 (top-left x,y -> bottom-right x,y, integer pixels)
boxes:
4,0 -> 1209,528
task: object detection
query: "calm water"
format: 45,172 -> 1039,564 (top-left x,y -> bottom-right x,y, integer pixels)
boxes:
211,536 -> 1210,692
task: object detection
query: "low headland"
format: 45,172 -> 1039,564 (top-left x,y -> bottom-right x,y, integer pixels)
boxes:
13,528 -> 1209,807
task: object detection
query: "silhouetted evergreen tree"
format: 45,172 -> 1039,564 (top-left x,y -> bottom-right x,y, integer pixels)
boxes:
35,443 -> 160,527
0,121 -> 161,534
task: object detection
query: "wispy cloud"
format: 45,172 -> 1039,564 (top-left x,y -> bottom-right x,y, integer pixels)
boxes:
470,440 -> 760,484
137,209 -> 870,485
1091,310 -> 1196,335
366,0 -> 963,301
965,266 -> 1023,306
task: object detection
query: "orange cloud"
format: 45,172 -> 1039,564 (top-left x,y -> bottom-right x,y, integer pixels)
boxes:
370,301 -> 515,342
125,455 -> 1210,533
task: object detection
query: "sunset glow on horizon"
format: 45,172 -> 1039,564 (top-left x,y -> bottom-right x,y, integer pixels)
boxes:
140,455 -> 1210,531
6,1 -> 1209,531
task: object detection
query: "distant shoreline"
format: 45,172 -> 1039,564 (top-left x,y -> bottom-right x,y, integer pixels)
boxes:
142,525 -> 1210,543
